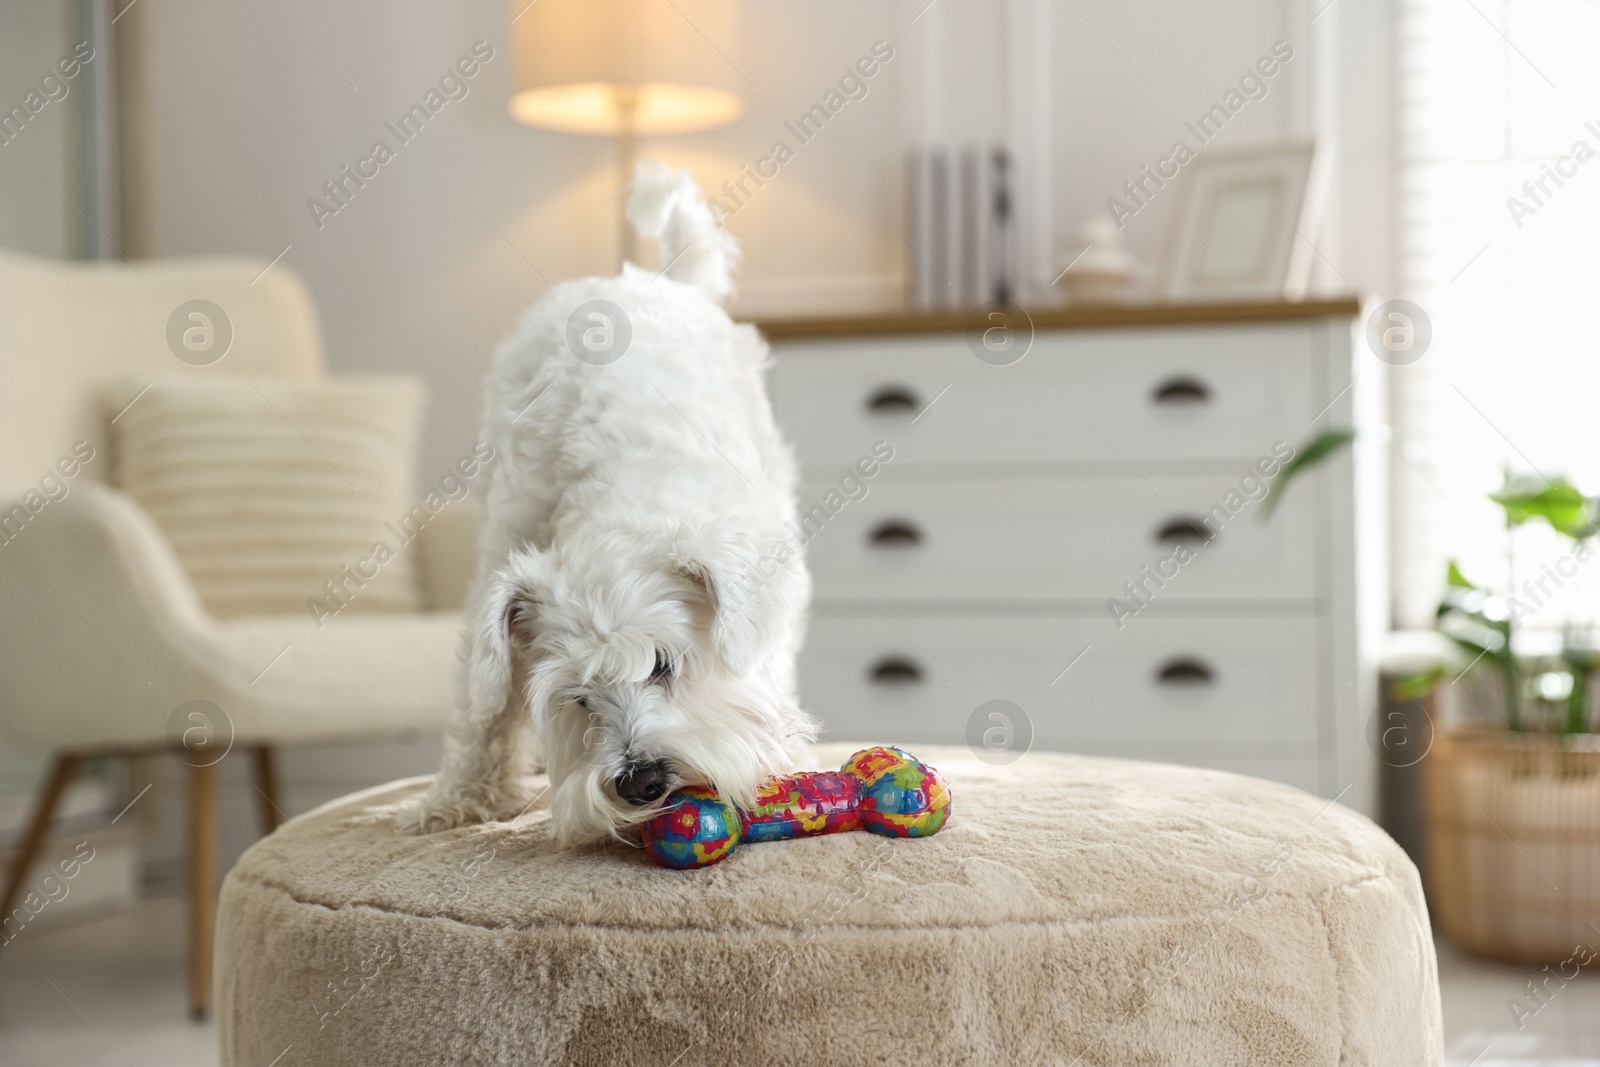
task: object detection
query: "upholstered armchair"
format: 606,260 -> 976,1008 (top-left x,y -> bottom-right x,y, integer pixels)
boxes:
0,250 -> 470,1017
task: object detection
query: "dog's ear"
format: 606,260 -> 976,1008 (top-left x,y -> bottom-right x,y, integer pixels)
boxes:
463,550 -> 549,723
671,525 -> 798,675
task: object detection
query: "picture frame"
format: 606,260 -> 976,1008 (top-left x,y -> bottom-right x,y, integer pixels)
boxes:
1159,141 -> 1319,302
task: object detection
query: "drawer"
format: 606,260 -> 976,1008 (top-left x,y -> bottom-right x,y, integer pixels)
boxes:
769,324 -> 1317,467
800,473 -> 1318,603
798,615 -> 1322,752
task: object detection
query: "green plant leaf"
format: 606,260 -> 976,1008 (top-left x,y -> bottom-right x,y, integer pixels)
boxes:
1436,576 -> 1509,624
1260,427 -> 1357,520
1388,666 -> 1448,701
1438,615 -> 1508,656
1434,560 -> 1518,728
1490,474 -> 1597,539
1436,562 -> 1511,659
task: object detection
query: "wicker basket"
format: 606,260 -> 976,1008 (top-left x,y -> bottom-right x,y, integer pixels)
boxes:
1423,729 -> 1600,962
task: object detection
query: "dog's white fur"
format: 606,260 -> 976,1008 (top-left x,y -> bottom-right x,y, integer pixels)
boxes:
398,163 -> 814,846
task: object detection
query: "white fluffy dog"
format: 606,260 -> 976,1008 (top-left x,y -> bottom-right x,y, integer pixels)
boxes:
399,163 -> 815,846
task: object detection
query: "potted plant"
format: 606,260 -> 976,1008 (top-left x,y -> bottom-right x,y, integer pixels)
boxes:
1401,474 -> 1600,963
1270,432 -> 1600,961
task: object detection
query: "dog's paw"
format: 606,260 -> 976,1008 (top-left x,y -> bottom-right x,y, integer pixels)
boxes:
393,789 -> 530,835
393,795 -> 460,835
393,793 -> 488,835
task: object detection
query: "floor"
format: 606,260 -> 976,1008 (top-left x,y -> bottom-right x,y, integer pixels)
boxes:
0,897 -> 1596,1065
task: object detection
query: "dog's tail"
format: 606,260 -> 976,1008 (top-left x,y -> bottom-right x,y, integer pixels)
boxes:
626,161 -> 740,302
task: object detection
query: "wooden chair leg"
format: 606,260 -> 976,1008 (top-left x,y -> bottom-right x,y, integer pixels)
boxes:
187,760 -> 218,1020
0,753 -> 83,937
251,746 -> 283,835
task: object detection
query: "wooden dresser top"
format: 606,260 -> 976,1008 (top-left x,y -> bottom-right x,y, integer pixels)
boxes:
753,296 -> 1363,340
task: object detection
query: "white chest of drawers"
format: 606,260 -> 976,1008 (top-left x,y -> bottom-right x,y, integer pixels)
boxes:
762,300 -> 1385,815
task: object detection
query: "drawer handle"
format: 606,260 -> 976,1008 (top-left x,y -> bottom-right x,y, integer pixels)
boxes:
1154,517 -> 1213,546
1152,376 -> 1212,404
866,385 -> 920,414
1155,657 -> 1215,686
869,657 -> 924,685
868,519 -> 923,548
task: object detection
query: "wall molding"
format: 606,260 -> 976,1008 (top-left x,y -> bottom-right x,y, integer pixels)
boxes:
1006,0 -> 1054,303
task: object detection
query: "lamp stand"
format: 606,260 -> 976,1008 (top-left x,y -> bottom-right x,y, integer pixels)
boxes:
614,86 -> 639,268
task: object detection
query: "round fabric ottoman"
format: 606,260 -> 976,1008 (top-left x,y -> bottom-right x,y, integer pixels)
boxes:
217,745 -> 1442,1066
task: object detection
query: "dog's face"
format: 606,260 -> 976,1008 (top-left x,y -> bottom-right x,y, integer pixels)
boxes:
465,525 -> 808,846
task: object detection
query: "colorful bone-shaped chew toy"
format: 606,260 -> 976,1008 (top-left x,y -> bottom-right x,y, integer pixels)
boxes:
640,747 -> 951,869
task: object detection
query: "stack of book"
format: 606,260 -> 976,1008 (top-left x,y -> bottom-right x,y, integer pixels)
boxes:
905,144 -> 1018,310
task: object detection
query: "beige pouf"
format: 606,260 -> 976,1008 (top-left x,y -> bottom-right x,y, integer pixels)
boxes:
217,745 -> 1442,1066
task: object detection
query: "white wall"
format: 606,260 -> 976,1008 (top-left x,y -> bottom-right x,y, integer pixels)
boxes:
0,5 -> 75,258
1049,1 -> 1300,267
0,5 -> 78,802
123,0 -> 1389,482
128,0 -> 916,480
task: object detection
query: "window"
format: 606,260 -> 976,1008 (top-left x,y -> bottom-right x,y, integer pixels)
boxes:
1394,0 -> 1600,631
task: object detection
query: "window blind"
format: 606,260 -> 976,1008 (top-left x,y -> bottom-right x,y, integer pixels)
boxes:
1394,0 -> 1600,633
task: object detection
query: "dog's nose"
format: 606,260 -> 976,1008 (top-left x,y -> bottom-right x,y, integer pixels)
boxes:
615,761 -> 669,806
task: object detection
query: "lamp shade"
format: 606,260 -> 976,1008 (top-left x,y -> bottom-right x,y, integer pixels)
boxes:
509,0 -> 745,135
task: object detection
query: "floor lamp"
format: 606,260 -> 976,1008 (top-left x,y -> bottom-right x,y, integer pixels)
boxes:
508,0 -> 745,267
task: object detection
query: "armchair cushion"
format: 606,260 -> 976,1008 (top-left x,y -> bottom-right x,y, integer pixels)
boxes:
0,482 -> 457,748
107,376 -> 427,620
414,498 -> 479,612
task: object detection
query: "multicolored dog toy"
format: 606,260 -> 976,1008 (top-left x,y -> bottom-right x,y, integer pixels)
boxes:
640,747 -> 951,869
